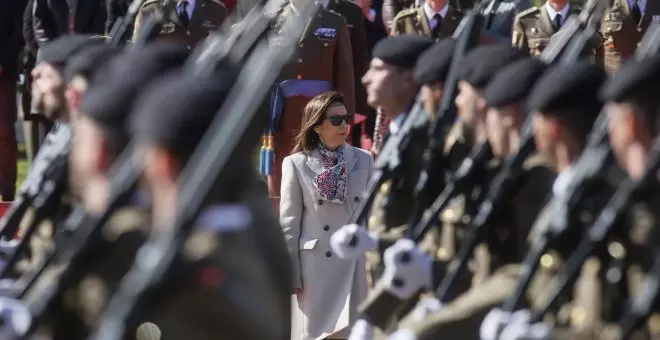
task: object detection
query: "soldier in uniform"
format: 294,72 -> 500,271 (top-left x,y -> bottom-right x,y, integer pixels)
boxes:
265,0 -> 355,196
382,0 -> 419,34
512,0 -> 577,56
391,55 -> 555,340
390,0 -> 463,39
122,72 -> 290,340
359,35 -> 432,283
324,0 -> 371,147
600,0 -> 660,74
480,0 -> 532,43
133,0 -> 228,50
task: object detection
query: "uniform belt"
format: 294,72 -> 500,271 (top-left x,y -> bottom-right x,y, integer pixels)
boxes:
269,79 -> 333,133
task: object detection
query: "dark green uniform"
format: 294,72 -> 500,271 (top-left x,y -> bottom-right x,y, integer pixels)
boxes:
391,5 -> 463,38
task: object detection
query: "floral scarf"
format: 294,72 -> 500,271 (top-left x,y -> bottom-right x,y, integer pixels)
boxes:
313,143 -> 348,204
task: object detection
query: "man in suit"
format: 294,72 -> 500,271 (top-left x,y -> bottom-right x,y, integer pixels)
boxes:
265,0 -> 355,196
0,0 -> 27,201
33,0 -> 106,50
600,0 -> 660,74
325,0 -> 371,147
391,0 -> 463,39
512,0 -> 577,56
133,0 -> 228,50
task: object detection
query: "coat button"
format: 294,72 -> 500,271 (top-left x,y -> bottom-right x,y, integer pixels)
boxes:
187,45 -> 191,50
354,196 -> 360,202
317,199 -> 323,205
323,225 -> 329,231
297,58 -> 303,63
299,43 -> 304,47
325,251 -> 332,257
323,42 -> 328,47
186,30 -> 191,35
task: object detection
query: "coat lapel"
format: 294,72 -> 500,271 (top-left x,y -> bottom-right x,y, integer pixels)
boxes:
169,0 -> 184,27
640,0 -> 659,29
306,149 -> 323,175
299,4 -> 323,44
189,0 -> 204,27
343,144 -> 357,173
538,5 -> 555,36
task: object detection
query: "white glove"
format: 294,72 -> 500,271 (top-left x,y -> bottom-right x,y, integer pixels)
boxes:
0,280 -> 17,298
409,296 -> 443,322
381,239 -> 432,300
331,224 -> 378,259
480,307 -> 513,340
387,329 -> 418,340
348,319 -> 375,340
0,238 -> 19,255
0,297 -> 31,336
499,309 -> 553,340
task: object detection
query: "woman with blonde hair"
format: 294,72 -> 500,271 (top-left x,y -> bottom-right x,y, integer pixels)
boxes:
280,91 -> 373,340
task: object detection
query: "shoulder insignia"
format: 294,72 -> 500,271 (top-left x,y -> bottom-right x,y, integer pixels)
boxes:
393,7 -> 419,20
516,6 -> 540,19
206,0 -> 226,7
140,0 -> 159,8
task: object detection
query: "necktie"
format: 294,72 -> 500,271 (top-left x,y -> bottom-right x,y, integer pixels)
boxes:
179,1 -> 190,26
431,13 -> 443,38
631,0 -> 642,23
553,14 -> 562,32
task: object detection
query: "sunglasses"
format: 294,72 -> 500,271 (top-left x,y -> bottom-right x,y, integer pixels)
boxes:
325,114 -> 353,126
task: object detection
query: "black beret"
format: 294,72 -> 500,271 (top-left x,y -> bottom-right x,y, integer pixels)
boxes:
372,35 -> 434,69
457,44 -> 525,88
414,38 -> 457,85
130,70 -> 237,158
526,60 -> 606,113
600,54 -> 660,102
484,58 -> 547,108
38,35 -> 105,66
63,45 -> 122,84
80,44 -> 190,135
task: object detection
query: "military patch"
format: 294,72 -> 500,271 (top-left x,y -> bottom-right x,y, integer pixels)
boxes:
314,27 -> 337,40
653,15 -> 660,24
202,20 -> 216,28
160,22 -> 176,34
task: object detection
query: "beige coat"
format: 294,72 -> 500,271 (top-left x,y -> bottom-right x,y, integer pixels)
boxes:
280,144 -> 373,339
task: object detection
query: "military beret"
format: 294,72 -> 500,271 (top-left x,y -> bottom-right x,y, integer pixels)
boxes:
38,35 -> 105,67
130,70 -> 237,158
414,38 -> 457,85
484,58 -> 547,108
600,54 -> 660,102
372,35 -> 434,69
80,44 -> 190,137
63,45 -> 122,84
457,44 -> 525,88
526,60 -> 606,114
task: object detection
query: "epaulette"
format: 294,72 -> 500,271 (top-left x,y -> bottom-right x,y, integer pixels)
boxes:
140,0 -> 160,9
516,6 -> 540,19
393,6 -> 419,20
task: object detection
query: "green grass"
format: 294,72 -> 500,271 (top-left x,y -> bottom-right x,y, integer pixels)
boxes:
16,143 -> 28,192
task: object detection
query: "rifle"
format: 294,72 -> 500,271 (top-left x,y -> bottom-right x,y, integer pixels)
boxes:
92,2 -> 316,339
434,0 -> 607,304
521,20 -> 660,325
531,136 -> 660,325
108,0 -> 147,45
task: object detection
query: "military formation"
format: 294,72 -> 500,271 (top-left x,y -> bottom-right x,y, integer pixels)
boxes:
1,0 -> 660,338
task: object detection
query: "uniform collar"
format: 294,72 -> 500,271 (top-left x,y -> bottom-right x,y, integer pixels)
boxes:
178,0 -> 196,12
388,112 -> 407,135
544,2 -> 569,22
423,2 -> 449,20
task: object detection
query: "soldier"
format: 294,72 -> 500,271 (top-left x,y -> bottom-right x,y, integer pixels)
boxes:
265,0 -> 355,196
31,35 -> 104,124
39,46 -> 188,339
391,0 -> 463,39
324,0 -> 371,147
587,55 -> 660,338
32,0 -> 106,50
512,0 -> 577,56
480,0 -> 532,43
120,72 -> 290,340
489,61 -> 615,339
382,0 -> 420,34
133,0 -> 228,50
600,0 -> 660,74
391,55 -> 555,340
